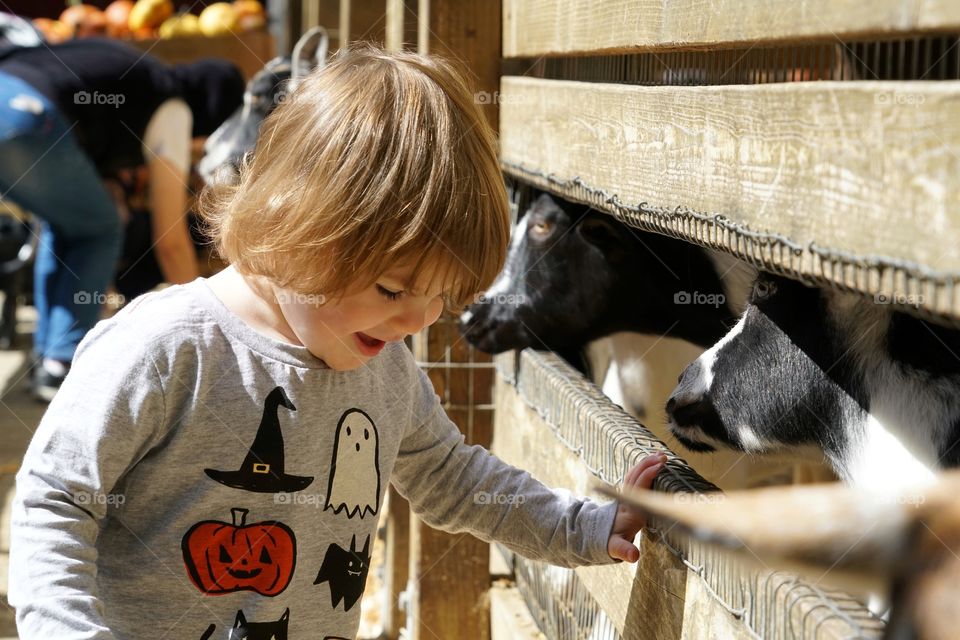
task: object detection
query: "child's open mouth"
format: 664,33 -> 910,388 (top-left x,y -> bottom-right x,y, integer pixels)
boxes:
354,332 -> 386,356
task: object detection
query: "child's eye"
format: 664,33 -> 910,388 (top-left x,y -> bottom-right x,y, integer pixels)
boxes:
376,285 -> 403,301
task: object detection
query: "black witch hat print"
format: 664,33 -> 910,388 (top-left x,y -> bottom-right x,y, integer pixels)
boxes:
206,387 -> 314,493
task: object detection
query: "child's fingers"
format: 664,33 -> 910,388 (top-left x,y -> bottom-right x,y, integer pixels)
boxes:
608,534 -> 640,563
625,453 -> 668,486
635,460 -> 664,490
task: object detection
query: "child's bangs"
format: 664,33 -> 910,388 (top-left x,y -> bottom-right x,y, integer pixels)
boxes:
393,212 -> 504,312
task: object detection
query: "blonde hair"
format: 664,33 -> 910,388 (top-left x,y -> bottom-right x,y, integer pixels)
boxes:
199,44 -> 510,310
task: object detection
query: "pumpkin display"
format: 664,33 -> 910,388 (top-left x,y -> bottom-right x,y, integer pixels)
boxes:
104,0 -> 134,38
181,507 -> 296,596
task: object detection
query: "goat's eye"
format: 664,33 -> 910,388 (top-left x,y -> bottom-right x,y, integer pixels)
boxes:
530,220 -> 552,236
754,280 -> 776,300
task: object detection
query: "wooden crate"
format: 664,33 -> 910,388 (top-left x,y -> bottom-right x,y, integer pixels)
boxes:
127,29 -> 276,80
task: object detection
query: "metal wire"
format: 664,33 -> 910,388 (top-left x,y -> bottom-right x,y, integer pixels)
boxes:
497,542 -> 621,640
529,37 -> 960,86
502,167 -> 960,328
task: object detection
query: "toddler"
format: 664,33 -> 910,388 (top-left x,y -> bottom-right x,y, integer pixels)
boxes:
9,45 -> 666,639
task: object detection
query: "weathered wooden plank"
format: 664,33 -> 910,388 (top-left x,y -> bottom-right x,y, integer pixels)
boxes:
500,76 -> 960,321
503,0 -> 960,57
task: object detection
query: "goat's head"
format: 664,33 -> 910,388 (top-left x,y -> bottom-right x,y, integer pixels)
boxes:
459,192 -> 645,357
602,474 -> 960,640
666,272 -> 960,488
666,273 -> 866,468
197,26 -> 329,185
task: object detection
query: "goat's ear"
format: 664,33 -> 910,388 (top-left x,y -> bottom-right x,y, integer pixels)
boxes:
597,479 -> 950,592
577,215 -> 627,253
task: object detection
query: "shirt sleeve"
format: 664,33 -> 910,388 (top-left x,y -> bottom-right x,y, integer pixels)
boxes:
141,98 -> 192,175
8,316 -> 168,639
391,360 -> 619,568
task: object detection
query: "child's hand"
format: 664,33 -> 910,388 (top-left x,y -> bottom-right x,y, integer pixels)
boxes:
607,453 -> 668,563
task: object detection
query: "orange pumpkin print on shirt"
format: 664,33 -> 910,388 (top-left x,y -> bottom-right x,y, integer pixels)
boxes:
182,507 -> 296,596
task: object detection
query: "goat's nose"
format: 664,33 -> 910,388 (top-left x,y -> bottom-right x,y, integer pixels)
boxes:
667,360 -> 706,414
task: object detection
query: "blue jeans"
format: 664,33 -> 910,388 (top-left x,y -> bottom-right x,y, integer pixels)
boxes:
0,72 -> 121,362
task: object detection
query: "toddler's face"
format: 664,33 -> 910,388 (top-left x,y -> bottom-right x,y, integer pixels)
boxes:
273,266 -> 445,370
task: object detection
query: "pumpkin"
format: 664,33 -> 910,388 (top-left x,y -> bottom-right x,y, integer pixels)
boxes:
128,0 -> 174,31
60,2 -> 106,38
198,2 -> 238,36
233,0 -> 265,31
32,18 -> 71,43
158,13 -> 200,39
181,507 -> 296,596
131,25 -> 157,39
104,0 -> 134,38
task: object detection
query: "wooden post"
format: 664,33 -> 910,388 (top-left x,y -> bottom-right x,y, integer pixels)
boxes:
417,0 -> 501,130
383,489 -> 410,638
402,5 -> 503,638
407,314 -> 497,640
301,0 -> 340,47
386,0 -> 404,50
338,0 -> 387,47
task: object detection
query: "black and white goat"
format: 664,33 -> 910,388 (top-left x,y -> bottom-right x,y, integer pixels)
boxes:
667,272 -> 960,490
459,191 -> 755,372
605,473 -> 960,640
197,27 -> 329,185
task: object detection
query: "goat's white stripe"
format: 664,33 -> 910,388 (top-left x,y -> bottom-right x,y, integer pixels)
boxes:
484,215 -> 529,298
697,311 -> 748,393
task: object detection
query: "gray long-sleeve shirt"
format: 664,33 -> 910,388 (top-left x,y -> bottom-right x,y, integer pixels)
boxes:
9,278 -> 618,639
